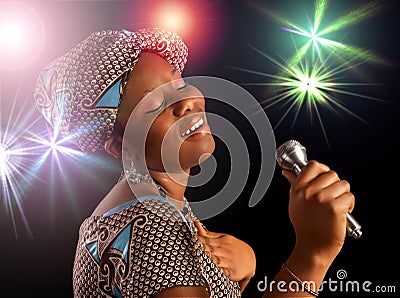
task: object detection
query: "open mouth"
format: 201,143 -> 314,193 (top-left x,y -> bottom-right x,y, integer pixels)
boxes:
181,117 -> 204,138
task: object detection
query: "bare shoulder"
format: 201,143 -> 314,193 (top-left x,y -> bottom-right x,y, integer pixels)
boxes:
90,180 -> 136,217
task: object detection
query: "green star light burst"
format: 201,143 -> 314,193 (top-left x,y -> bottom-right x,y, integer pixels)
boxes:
233,45 -> 384,146
240,0 -> 387,146
254,0 -> 385,66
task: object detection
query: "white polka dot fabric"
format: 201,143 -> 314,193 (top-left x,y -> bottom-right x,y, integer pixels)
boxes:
72,197 -> 241,297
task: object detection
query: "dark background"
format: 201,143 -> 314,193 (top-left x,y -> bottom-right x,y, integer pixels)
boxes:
0,0 -> 399,297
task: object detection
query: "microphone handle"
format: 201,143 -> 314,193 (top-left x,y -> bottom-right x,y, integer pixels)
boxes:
294,161 -> 362,239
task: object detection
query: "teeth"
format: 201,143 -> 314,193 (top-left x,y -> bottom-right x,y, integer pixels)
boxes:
182,118 -> 204,137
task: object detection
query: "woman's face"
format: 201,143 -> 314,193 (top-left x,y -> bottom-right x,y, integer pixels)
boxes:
119,52 -> 215,173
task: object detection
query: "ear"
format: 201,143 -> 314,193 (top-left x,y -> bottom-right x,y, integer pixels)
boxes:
104,135 -> 123,159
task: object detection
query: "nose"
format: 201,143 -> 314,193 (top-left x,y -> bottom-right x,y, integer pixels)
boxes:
173,96 -> 196,117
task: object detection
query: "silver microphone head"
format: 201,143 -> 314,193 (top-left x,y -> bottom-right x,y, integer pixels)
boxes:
276,139 -> 362,239
276,140 -> 308,175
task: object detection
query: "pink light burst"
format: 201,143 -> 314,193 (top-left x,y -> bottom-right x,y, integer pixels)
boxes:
122,0 -> 229,72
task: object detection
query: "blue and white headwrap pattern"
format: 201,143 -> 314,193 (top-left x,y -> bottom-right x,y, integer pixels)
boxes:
34,28 -> 188,152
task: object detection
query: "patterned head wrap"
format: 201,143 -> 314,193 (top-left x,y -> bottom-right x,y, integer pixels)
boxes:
34,28 -> 188,152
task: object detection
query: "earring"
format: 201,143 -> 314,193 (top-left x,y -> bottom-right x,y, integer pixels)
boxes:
124,160 -> 154,185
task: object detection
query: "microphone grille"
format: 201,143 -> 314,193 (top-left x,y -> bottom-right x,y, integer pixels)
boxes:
275,139 -> 301,166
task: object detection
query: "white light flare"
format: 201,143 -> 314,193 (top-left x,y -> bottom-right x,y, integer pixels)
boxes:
0,144 -> 10,177
0,1 -> 44,69
0,130 -> 35,239
0,136 -> 23,184
153,3 -> 191,37
0,22 -> 23,48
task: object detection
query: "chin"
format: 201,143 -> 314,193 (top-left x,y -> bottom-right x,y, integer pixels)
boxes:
145,134 -> 215,173
179,134 -> 215,170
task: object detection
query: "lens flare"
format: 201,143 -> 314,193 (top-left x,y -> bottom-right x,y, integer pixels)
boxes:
0,82 -> 120,238
232,45 -> 386,147
0,144 -> 9,175
0,1 -> 45,69
154,3 -> 190,35
24,123 -> 121,221
0,92 -> 42,239
252,0 -> 385,67
237,0 -> 389,146
0,23 -> 23,48
124,0 -> 227,72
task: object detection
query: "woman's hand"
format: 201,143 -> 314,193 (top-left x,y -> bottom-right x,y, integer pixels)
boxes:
282,160 -> 355,265
194,221 -> 256,291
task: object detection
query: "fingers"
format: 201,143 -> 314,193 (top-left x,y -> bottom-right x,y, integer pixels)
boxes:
202,244 -> 231,272
198,235 -> 213,252
305,173 -> 348,201
220,267 -> 232,278
281,160 -> 330,187
198,237 -> 221,265
333,191 -> 355,214
195,221 -> 219,261
194,221 -> 222,238
303,173 -> 355,217
309,170 -> 341,191
197,234 -> 222,261
296,160 -> 330,186
313,181 -> 355,215
282,169 -> 297,185
194,220 -> 207,236
196,232 -> 230,266
319,180 -> 350,201
290,160 -> 356,216
290,161 -> 349,201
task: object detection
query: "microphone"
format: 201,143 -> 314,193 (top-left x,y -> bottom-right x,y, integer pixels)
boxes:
276,140 -> 362,239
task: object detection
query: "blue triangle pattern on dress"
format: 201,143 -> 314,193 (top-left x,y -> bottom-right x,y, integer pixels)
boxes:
40,67 -> 55,91
84,225 -> 131,264
109,224 -> 131,263
113,285 -> 123,298
86,241 -> 100,263
95,78 -> 122,108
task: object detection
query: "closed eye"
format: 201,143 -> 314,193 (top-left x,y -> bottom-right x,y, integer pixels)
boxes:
177,81 -> 189,91
173,78 -> 191,92
145,98 -> 166,114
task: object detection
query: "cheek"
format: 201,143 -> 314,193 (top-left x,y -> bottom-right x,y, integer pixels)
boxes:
143,114 -> 216,171
144,116 -> 178,168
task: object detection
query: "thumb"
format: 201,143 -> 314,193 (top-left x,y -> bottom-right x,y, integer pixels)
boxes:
281,169 -> 297,185
194,220 -> 208,236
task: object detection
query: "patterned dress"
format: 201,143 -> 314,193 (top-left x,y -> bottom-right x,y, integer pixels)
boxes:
72,195 -> 241,297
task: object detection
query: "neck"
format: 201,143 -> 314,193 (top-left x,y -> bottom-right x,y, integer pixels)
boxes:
119,165 -> 190,211
149,168 -> 189,204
